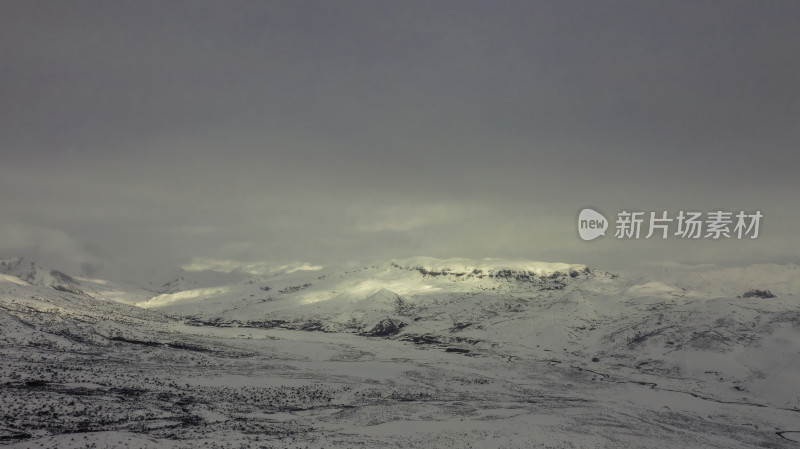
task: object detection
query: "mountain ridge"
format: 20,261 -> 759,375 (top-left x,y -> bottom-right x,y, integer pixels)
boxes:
1,255 -> 799,447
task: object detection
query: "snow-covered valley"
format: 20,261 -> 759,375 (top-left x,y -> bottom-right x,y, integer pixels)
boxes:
1,257 -> 799,448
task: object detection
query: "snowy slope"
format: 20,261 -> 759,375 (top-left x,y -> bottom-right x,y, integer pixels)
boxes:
2,257 -> 800,448
151,268 -> 253,294
138,258 -> 800,411
0,257 -> 81,287
137,257 -> 589,315
0,257 -> 155,304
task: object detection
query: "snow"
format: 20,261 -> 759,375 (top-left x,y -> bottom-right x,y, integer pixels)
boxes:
0,273 -> 28,286
2,256 -> 800,448
392,256 -> 586,276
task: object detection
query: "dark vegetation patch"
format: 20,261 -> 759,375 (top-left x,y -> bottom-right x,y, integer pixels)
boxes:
111,387 -> 147,397
627,329 -> 665,347
94,334 -> 217,355
185,317 -> 342,334
299,320 -> 326,331
450,322 -> 472,331
165,342 -> 212,352
0,432 -> 32,441
401,334 -> 442,345
400,334 -> 481,349
52,284 -> 91,297
444,347 -> 470,354
360,318 -> 405,337
184,316 -> 239,327
740,289 -> 775,299
279,283 -> 311,294
109,336 -> 161,347
243,319 -> 290,329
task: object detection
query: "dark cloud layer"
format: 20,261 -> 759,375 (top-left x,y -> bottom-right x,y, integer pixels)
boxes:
1,1 -> 799,280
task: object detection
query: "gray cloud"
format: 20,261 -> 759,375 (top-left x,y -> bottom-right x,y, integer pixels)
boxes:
1,1 -> 799,280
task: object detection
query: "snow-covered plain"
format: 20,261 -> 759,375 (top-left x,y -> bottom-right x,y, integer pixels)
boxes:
1,257 -> 799,448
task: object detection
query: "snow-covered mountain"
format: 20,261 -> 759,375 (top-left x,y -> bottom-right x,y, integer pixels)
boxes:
137,258 -> 800,406
0,257 -> 155,304
137,257 -> 589,316
151,268 -> 253,294
0,257 -> 81,287
2,256 -> 799,448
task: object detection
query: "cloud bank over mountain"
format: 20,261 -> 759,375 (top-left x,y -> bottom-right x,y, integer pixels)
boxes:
1,1 -> 799,279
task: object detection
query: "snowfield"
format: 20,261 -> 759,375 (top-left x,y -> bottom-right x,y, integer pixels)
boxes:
1,258 -> 799,448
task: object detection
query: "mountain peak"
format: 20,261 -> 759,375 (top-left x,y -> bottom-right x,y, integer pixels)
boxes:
390,257 -> 587,277
0,257 -> 80,287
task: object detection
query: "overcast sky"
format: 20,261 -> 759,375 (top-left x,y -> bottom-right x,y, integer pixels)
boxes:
1,1 -> 799,281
